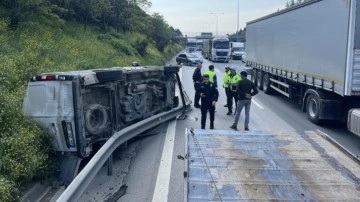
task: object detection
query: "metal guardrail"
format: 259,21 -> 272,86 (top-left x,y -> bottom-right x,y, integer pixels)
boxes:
57,72 -> 191,201
57,105 -> 189,201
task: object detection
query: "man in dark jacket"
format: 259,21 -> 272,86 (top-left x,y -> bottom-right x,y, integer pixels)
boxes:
230,71 -> 258,131
199,74 -> 219,129
192,63 -> 202,108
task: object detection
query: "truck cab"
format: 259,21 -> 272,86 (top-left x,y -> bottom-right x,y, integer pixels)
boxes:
211,37 -> 230,62
230,42 -> 245,60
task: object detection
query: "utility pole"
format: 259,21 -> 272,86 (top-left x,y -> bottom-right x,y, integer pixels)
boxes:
237,0 -> 239,41
211,12 -> 224,35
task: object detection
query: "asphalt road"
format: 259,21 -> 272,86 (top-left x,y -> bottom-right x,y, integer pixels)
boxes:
63,53 -> 360,201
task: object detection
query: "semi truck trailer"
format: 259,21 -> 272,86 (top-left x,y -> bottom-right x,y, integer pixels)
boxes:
202,37 -> 230,62
246,0 -> 360,124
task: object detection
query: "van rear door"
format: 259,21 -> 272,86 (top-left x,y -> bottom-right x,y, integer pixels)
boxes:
23,80 -> 77,153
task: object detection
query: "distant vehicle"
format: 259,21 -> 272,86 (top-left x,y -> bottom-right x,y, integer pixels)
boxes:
186,38 -> 197,52
176,53 -> 203,66
202,36 -> 230,62
196,39 -> 203,51
230,42 -> 245,60
200,32 -> 213,38
246,0 -> 360,126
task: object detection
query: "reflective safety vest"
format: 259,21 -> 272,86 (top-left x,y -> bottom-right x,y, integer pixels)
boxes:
223,71 -> 230,88
229,74 -> 241,91
204,70 -> 216,83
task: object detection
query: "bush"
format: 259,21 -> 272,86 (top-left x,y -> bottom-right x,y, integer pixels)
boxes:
0,18 -> 182,200
0,177 -> 19,202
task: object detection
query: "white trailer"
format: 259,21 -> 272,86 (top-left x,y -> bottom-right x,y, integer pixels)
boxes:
246,0 -> 360,124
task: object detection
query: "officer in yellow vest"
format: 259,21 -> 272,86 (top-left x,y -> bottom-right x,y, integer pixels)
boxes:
204,65 -> 217,88
227,67 -> 241,115
223,65 -> 231,107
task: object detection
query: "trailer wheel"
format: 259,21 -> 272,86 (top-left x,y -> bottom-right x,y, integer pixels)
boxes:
306,94 -> 321,124
262,73 -> 272,94
256,71 -> 263,90
251,69 -> 257,84
84,104 -> 109,135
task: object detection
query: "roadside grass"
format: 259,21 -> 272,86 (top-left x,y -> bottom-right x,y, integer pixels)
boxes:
0,18 -> 183,201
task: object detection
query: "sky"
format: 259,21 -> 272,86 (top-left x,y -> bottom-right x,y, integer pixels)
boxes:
148,0 -> 288,36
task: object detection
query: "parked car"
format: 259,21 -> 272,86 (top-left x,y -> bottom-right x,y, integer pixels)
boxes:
176,53 -> 203,66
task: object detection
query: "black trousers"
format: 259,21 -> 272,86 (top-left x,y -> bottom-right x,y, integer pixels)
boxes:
225,87 -> 229,98
201,104 -> 215,128
194,83 -> 200,106
227,91 -> 238,112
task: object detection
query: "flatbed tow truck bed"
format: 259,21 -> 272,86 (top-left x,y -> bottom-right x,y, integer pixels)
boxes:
185,129 -> 360,201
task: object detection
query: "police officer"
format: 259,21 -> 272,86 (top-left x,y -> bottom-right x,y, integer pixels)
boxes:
199,74 -> 219,129
204,65 -> 217,88
223,65 -> 231,107
192,63 -> 202,108
227,67 -> 241,115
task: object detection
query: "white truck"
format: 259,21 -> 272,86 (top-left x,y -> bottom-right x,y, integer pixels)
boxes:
186,38 -> 197,53
196,39 -> 203,51
23,65 -> 181,182
202,36 -> 230,62
230,42 -> 245,60
246,0 -> 360,124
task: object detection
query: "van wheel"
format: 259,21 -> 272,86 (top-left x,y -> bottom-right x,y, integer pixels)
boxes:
262,73 -> 272,94
306,94 -> 321,124
84,104 -> 109,135
256,71 -> 263,90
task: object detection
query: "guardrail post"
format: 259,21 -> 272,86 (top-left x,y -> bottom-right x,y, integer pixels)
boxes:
107,154 -> 113,176
176,72 -> 187,112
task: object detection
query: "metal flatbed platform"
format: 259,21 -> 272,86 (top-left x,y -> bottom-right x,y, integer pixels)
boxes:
185,129 -> 360,201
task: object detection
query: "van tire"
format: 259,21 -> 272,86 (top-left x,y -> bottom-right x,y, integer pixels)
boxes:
84,104 -> 109,135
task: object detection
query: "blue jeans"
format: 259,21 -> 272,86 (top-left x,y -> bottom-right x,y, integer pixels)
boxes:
233,99 -> 251,129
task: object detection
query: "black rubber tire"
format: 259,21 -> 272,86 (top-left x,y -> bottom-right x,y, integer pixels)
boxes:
306,94 -> 321,124
256,71 -> 263,90
262,73 -> 272,94
177,60 -> 180,65
84,104 -> 109,135
251,69 -> 257,84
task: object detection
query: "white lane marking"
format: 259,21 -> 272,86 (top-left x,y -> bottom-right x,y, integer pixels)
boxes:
152,120 -> 177,202
252,98 -> 264,109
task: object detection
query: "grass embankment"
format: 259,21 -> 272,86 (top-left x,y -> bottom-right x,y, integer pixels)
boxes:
0,19 -> 182,201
